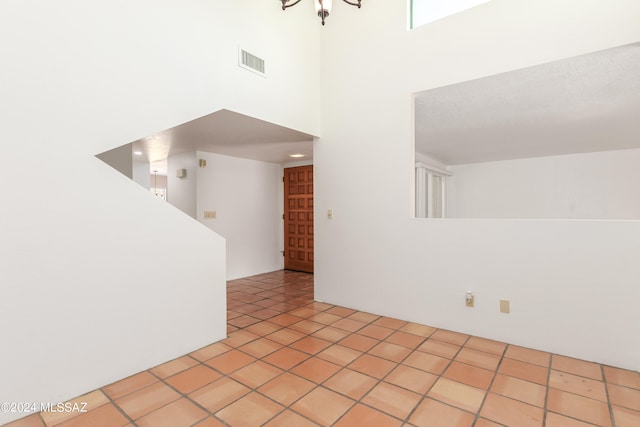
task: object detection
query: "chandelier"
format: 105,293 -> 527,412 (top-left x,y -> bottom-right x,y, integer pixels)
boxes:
279,0 -> 362,26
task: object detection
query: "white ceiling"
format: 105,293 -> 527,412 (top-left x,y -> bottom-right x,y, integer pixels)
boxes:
415,42 -> 640,165
132,109 -> 314,174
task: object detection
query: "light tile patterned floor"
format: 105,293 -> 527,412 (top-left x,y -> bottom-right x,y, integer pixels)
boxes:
5,270 -> 640,427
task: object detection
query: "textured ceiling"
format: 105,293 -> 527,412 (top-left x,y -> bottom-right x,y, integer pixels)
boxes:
415,42 -> 640,165
132,109 -> 314,174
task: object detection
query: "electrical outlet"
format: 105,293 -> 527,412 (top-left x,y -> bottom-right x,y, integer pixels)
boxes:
204,210 -> 216,219
500,299 -> 510,313
465,291 -> 474,307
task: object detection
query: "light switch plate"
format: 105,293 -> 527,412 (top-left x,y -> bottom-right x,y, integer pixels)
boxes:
500,299 -> 510,313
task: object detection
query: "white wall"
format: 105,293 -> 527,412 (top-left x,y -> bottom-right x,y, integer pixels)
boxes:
197,152 -> 284,280
316,0 -> 640,370
132,154 -> 151,190
167,151 -> 198,218
0,0 -> 320,423
447,148 -> 640,219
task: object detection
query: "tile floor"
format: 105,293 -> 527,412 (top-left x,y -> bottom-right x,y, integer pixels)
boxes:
5,270 -> 640,427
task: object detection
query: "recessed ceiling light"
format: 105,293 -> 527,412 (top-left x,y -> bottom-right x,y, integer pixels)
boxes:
134,151 -> 143,155
289,154 -> 305,158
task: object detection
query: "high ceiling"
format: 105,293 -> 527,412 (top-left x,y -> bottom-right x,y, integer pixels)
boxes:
132,109 -> 314,174
415,42 -> 640,165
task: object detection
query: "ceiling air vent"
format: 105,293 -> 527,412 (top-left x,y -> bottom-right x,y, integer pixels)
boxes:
239,48 -> 266,77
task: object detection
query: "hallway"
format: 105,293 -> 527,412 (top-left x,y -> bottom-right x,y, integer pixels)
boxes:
6,270 -> 639,426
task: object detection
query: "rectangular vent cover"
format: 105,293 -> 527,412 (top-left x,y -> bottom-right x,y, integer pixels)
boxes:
239,48 -> 266,76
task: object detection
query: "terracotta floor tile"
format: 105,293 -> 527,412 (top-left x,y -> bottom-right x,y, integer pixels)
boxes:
332,318 -> 368,332
165,364 -> 222,394
428,378 -> 486,413
403,350 -> 450,375
244,321 -> 281,336
40,390 -> 110,426
222,330 -> 260,348
323,368 -> 379,400
266,328 -> 307,345
289,307 -> 317,318
430,329 -> 470,346
306,301 -> 334,311
399,322 -> 437,337
229,360 -> 283,389
290,336 -> 333,355
204,349 -> 256,374
317,344 -> 362,365
2,414 -> 45,427
612,405 -> 640,427
55,403 -> 130,427
248,308 -> 282,320
385,331 -> 425,349
418,339 -> 461,359
258,372 -> 316,406
348,354 -> 397,379
102,372 -> 158,400
238,337 -> 282,358
358,324 -> 394,340
231,303 -> 263,315
604,366 -> 640,390
549,369 -> 607,402
115,382 -> 180,420
369,341 -> 412,363
348,311 -> 380,323
373,316 -> 408,330
455,348 -> 500,371
189,342 -> 233,362
444,361 -> 495,390
136,398 -> 208,427
291,357 -> 342,383
150,356 -> 199,379
215,392 -> 283,427
262,410 -> 319,427
491,373 -> 546,407
334,403 -> 402,427
290,319 -> 325,334
384,365 -> 438,394
362,382 -> 421,419
262,347 -> 310,370
408,397 -> 475,427
474,418 -> 503,427
504,345 -> 550,367
291,387 -> 354,426
308,312 -> 344,325
480,393 -> 543,427
189,377 -> 250,413
546,388 -> 612,427
325,306 -> 357,317
312,325 -> 351,342
608,383 -> 640,411
339,333 -> 379,352
268,313 -> 304,327
227,310 -> 242,320
545,412 -> 602,427
228,314 -> 261,328
498,358 -> 549,385
551,355 -> 602,380
465,336 -> 507,356
192,417 -> 227,427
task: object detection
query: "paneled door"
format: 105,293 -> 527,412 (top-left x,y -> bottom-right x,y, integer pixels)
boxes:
284,165 -> 314,273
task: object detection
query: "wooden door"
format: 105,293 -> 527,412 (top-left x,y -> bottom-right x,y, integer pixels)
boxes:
284,165 -> 314,273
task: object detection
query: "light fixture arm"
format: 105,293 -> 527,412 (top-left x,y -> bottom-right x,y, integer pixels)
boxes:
279,0 -> 362,25
280,0 -> 303,10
